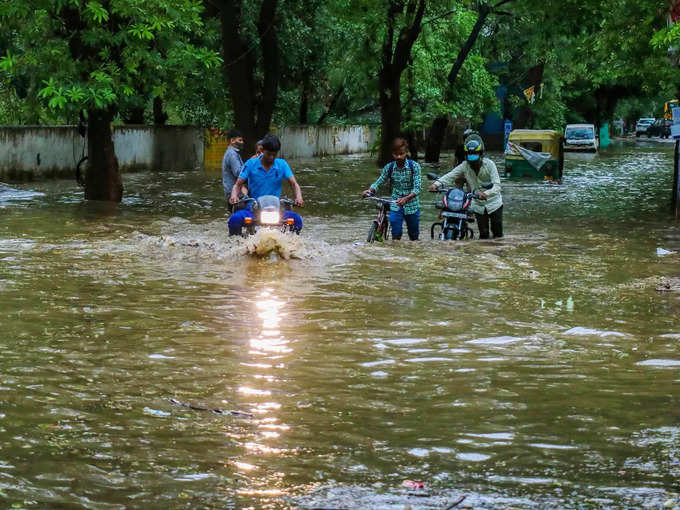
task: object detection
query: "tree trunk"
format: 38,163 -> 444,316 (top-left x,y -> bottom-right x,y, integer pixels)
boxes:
299,76 -> 310,125
377,0 -> 426,167
378,76 -> 402,167
424,115 -> 448,162
255,0 -> 280,138
153,97 -> 168,125
85,108 -> 123,202
217,0 -> 279,154
218,0 -> 257,150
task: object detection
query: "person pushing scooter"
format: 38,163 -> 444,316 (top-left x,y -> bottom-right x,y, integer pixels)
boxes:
428,134 -> 503,239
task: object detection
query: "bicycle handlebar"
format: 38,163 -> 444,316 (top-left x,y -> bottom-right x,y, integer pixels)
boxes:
363,193 -> 396,205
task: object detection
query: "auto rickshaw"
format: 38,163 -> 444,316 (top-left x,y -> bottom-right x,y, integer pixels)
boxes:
504,129 -> 564,181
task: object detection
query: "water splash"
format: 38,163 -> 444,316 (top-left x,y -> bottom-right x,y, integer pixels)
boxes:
243,228 -> 306,259
122,218 -> 331,262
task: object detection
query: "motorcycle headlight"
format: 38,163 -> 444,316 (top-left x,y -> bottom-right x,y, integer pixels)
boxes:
260,211 -> 280,225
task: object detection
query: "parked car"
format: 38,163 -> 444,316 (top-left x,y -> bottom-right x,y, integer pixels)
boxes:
564,124 -> 598,152
646,118 -> 671,138
635,117 -> 655,136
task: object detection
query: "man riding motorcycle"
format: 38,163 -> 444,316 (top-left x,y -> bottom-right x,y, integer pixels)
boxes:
228,134 -> 304,236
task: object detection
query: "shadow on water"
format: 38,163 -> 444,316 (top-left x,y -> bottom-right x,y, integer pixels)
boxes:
0,142 -> 679,508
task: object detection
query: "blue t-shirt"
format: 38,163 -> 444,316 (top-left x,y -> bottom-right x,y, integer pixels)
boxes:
239,157 -> 293,200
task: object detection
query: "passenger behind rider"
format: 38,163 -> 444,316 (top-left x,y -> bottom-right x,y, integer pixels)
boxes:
428,134 -> 503,239
361,137 -> 422,241
250,139 -> 264,160
222,129 -> 247,200
228,134 -> 304,236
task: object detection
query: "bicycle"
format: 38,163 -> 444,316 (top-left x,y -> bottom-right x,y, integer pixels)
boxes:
363,194 -> 396,243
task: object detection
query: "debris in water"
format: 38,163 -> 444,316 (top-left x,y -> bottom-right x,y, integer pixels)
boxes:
401,480 -> 425,490
444,495 -> 467,509
657,247 -> 677,257
401,479 -> 429,496
168,398 -> 253,418
656,277 -> 680,293
143,407 -> 171,417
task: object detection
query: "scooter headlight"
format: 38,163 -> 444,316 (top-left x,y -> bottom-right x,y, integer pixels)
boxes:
260,211 -> 280,225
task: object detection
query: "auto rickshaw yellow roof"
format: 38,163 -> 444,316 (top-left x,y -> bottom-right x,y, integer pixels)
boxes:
508,129 -> 562,141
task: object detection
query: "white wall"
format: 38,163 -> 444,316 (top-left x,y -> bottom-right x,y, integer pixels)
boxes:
278,125 -> 377,158
0,124 -> 375,180
0,125 -> 204,179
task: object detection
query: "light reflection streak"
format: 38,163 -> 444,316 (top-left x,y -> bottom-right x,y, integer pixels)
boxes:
238,387 -> 272,396
236,489 -> 285,496
235,290 -> 293,480
234,461 -> 257,471
244,442 -> 284,454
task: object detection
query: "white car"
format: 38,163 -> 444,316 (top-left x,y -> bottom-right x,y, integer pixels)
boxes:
564,124 -> 598,152
635,117 -> 655,136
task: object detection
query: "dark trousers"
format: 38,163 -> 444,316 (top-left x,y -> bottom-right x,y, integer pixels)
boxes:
389,208 -> 420,240
475,205 -> 503,239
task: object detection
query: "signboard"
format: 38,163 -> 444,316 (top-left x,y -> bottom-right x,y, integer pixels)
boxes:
503,120 -> 512,151
673,107 -> 680,139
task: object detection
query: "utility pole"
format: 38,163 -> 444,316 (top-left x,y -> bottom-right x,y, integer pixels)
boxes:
674,140 -> 680,217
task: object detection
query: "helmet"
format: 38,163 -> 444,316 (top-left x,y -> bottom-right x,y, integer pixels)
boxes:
464,134 -> 484,161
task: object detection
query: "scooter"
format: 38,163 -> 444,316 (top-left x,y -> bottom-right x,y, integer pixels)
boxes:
235,195 -> 300,236
426,172 -> 491,240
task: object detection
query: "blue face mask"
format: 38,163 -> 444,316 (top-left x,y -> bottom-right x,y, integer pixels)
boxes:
467,154 -> 480,161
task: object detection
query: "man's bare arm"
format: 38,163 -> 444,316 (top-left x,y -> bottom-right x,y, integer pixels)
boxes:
230,177 -> 246,203
288,176 -> 304,207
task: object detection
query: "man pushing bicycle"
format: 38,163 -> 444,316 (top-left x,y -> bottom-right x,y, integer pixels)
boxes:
361,137 -> 422,241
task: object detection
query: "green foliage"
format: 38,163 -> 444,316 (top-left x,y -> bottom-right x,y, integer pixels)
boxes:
0,0 -> 220,119
2,0 -> 680,134
409,7 -> 498,127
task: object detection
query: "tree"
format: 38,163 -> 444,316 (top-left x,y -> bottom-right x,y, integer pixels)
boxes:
208,0 -> 281,153
0,0 -> 219,202
423,0 -> 513,162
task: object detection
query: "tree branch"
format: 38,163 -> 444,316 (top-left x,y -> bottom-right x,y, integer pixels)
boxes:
423,8 -> 458,26
447,3 -> 491,85
393,0 -> 426,74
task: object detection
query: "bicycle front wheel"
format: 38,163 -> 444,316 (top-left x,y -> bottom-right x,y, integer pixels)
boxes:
379,218 -> 389,241
367,221 -> 379,243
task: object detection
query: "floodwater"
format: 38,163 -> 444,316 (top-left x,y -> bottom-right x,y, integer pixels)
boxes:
0,141 -> 679,509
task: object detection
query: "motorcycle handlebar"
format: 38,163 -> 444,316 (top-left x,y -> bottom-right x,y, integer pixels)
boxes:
237,196 -> 297,206
429,187 -> 480,199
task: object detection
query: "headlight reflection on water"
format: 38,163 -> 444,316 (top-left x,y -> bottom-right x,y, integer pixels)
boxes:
235,289 -> 293,492
249,291 -> 291,355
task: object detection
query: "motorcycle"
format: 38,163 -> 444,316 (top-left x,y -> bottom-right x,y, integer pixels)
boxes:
426,172 -> 491,241
235,195 -> 301,236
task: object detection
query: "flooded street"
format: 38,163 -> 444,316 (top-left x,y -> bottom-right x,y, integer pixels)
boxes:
0,141 -> 679,509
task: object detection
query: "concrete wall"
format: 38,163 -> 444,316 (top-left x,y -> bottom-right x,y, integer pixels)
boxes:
279,125 -> 377,159
0,125 -> 204,179
203,125 -> 378,171
2,124 -> 375,179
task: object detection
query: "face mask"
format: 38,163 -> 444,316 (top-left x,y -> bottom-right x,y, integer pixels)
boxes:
467,154 -> 480,161
235,142 -> 244,150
